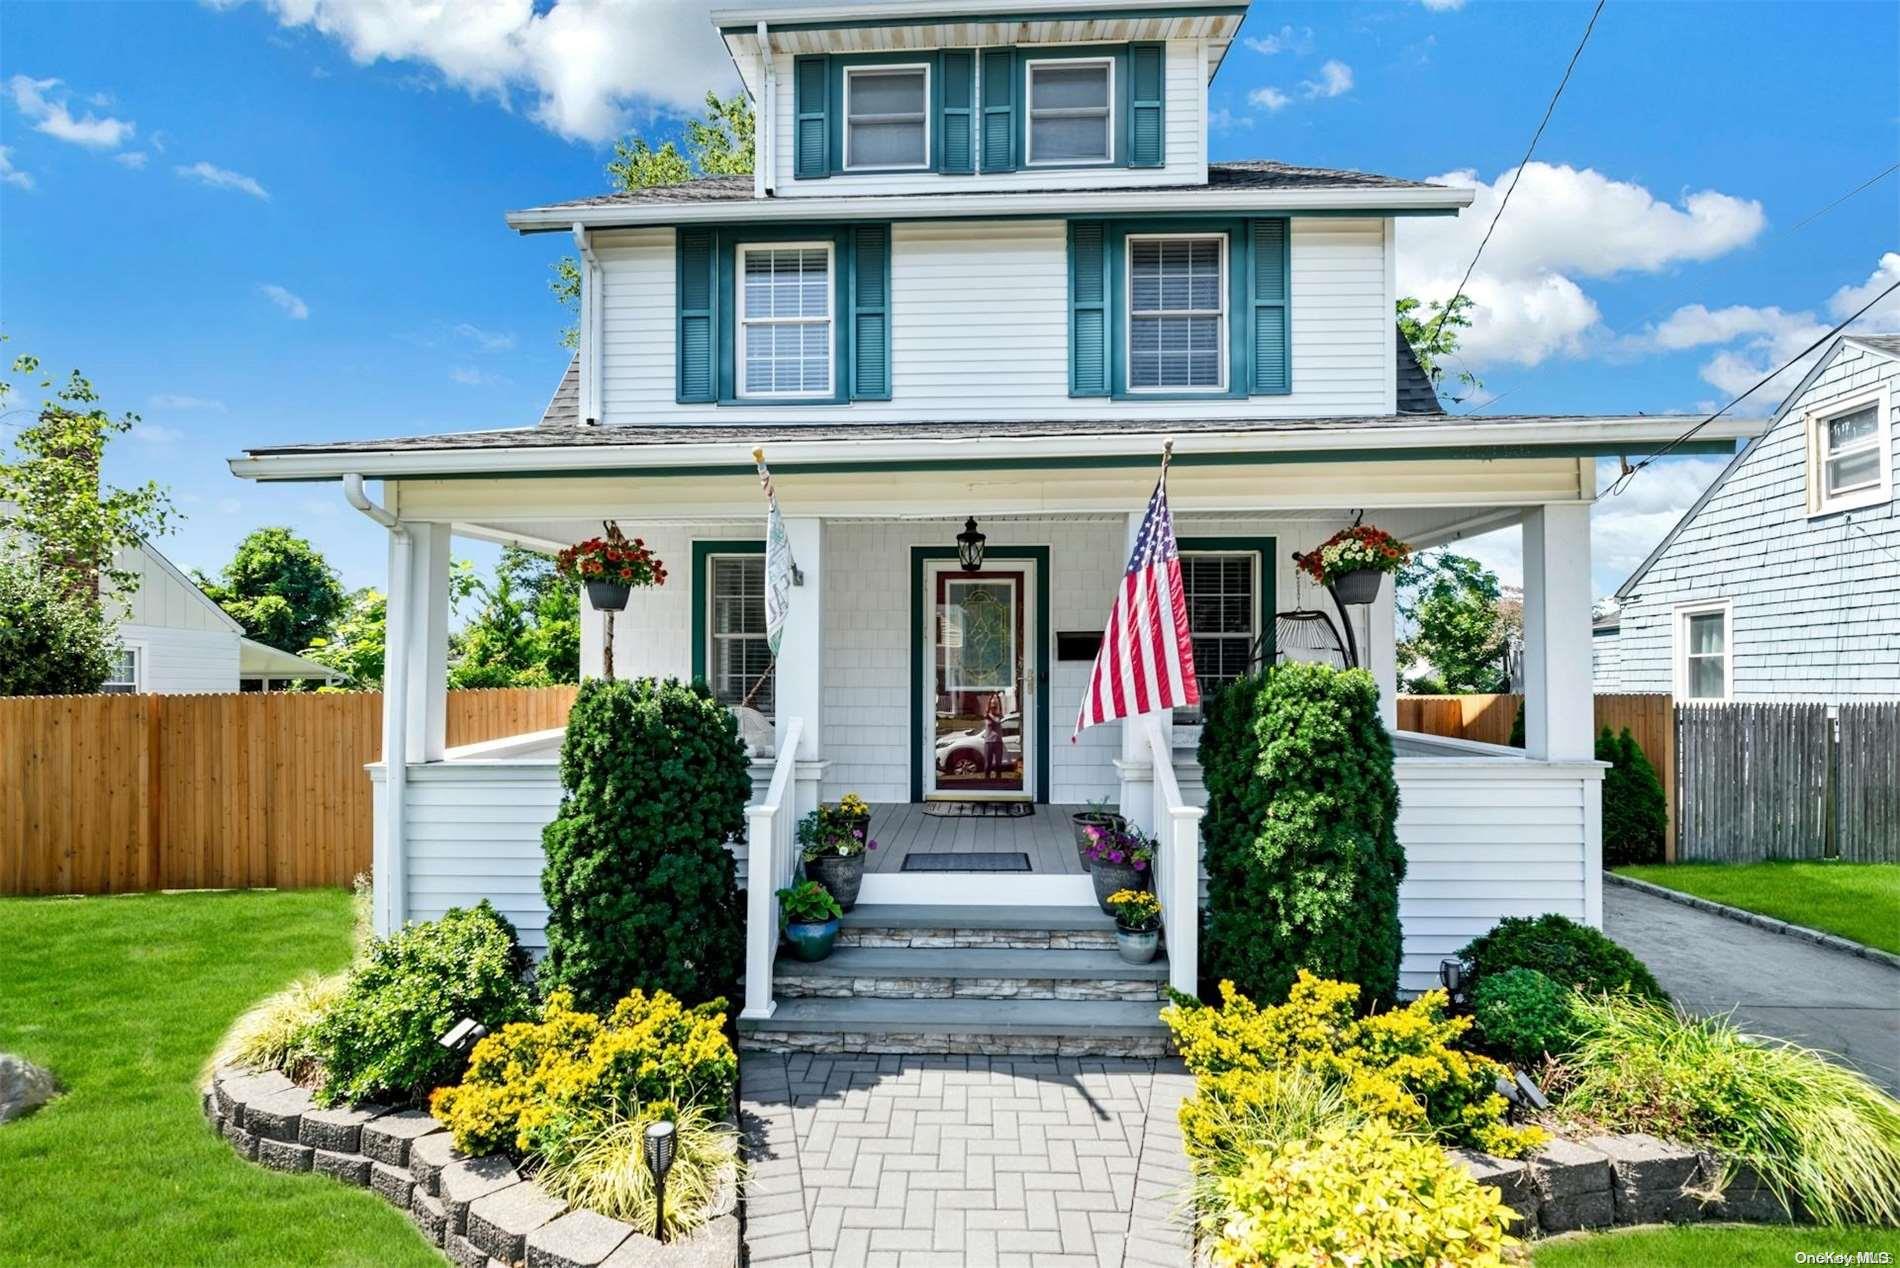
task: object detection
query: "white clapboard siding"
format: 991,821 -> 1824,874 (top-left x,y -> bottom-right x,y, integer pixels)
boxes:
768,39 -> 1203,197
595,217 -> 1393,425
116,623 -> 241,694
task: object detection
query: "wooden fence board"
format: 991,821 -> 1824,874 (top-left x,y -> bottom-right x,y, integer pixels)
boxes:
1678,702 -> 1834,863
1838,703 -> 1900,863
2,685 -> 578,896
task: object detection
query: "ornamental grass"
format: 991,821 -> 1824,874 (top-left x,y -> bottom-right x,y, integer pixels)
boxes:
533,1103 -> 739,1241
207,971 -> 346,1084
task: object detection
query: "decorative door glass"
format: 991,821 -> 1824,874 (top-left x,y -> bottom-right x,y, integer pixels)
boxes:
932,572 -> 1025,794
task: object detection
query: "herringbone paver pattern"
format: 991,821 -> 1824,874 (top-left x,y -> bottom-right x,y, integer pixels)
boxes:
740,1053 -> 1194,1267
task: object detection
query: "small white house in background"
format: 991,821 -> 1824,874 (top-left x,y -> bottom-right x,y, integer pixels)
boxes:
1603,334 -> 1899,703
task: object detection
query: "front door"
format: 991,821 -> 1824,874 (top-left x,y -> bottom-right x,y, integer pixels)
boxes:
926,564 -> 1032,799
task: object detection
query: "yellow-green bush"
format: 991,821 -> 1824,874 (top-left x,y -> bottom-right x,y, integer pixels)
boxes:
430,988 -> 736,1156
209,971 -> 346,1083
1200,1120 -> 1518,1268
1165,973 -> 1545,1158
535,1103 -> 739,1239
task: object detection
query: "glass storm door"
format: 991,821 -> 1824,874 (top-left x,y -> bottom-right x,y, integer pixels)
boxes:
928,567 -> 1030,798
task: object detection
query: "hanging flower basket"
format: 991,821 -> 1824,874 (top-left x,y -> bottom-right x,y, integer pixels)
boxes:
557,534 -> 668,612
1330,568 -> 1385,605
585,580 -> 631,612
1298,525 -> 1412,606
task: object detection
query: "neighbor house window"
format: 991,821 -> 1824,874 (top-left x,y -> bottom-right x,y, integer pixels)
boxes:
738,243 -> 833,399
1128,235 -> 1226,391
844,65 -> 929,169
102,646 -> 140,694
1026,58 -> 1113,164
1807,385 -> 1891,515
709,554 -> 773,715
1674,601 -> 1731,702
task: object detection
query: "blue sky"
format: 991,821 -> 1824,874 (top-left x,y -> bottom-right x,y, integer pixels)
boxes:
3,0 -> 1896,602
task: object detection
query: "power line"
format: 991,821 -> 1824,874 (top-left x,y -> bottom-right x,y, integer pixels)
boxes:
1789,162 -> 1898,233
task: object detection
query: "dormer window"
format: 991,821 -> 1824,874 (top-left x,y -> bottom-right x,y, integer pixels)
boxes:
844,65 -> 930,170
1026,58 -> 1114,165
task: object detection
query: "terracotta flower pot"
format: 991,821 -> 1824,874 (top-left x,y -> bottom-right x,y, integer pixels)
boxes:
585,580 -> 631,612
1330,568 -> 1384,606
806,852 -> 865,911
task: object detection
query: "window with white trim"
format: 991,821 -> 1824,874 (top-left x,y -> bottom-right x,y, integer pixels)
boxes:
1026,58 -> 1113,164
709,555 -> 773,715
1807,385 -> 1891,515
1128,235 -> 1226,391
1674,601 -> 1731,702
102,646 -> 140,694
1179,552 -> 1258,697
738,243 -> 833,399
844,65 -> 929,170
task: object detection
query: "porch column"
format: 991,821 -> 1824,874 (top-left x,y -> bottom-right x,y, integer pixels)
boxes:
375,524 -> 415,935
403,522 -> 452,763
1369,577 -> 1398,731
775,516 -> 826,815
1521,505 -> 1594,761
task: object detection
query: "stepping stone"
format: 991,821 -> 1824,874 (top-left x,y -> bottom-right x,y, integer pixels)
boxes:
527,1209 -> 636,1268
362,1109 -> 443,1166
468,1181 -> 567,1261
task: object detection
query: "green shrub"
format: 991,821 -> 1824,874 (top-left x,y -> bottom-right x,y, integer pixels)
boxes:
1459,912 -> 1666,1003
1561,993 -> 1900,1226
539,678 -> 750,1011
0,558 -> 116,696
1199,663 -> 1406,1006
1471,967 -> 1577,1067
209,972 -> 346,1083
535,1103 -> 739,1237
1508,697 -> 1525,748
1200,1120 -> 1519,1267
1600,726 -> 1669,867
312,901 -> 534,1107
429,988 -> 737,1157
1179,1066 -> 1364,1184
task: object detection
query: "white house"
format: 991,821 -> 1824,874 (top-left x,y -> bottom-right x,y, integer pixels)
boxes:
1602,334 -> 1899,703
228,0 -> 1762,1054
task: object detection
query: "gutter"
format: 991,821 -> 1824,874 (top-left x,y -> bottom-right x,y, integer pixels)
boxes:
344,474 -> 409,935
571,224 -> 603,424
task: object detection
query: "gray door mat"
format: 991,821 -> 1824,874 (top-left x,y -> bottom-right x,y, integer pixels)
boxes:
922,801 -> 1034,818
900,851 -> 1033,873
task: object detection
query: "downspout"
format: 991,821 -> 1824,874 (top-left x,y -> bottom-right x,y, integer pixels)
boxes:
345,474 -> 410,935
757,21 -> 775,196
571,223 -> 602,425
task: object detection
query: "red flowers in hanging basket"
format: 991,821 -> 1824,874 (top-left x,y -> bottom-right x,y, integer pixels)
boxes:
556,535 -> 668,588
1298,525 -> 1412,586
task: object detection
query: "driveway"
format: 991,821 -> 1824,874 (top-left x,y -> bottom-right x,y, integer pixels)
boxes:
1604,882 -> 1900,1094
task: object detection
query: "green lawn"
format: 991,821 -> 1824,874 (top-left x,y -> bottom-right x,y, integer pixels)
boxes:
1616,861 -> 1900,955
1536,1222 -> 1900,1266
0,889 -> 439,1268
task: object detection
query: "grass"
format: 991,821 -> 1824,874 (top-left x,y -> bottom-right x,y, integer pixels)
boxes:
1617,861 -> 1900,955
0,889 -> 440,1268
1535,1223 -> 1900,1266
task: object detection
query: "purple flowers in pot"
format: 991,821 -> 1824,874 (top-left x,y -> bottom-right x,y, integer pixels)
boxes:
1082,823 -> 1154,871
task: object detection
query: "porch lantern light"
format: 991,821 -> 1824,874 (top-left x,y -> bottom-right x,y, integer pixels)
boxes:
956,517 -> 987,572
1438,957 -> 1467,1002
643,1119 -> 678,1243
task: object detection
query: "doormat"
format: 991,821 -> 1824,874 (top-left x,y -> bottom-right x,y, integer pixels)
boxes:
922,801 -> 1034,818
901,851 -> 1033,873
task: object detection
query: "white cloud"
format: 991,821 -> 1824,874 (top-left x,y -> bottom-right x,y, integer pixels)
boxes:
113,151 -> 148,169
1248,86 -> 1291,112
259,283 -> 310,319
1397,163 -> 1767,366
1828,250 -> 1900,322
1244,25 -> 1314,56
149,393 -> 227,411
215,0 -> 744,144
1420,0 -> 1467,10
131,423 -> 185,444
450,365 -> 509,386
6,75 -> 136,149
1207,107 -> 1253,132
176,160 -> 270,200
1303,60 -> 1354,99
454,322 -> 516,352
0,146 -> 32,190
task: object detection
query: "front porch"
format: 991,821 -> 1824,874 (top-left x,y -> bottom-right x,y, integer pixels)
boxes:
866,801 -> 1087,876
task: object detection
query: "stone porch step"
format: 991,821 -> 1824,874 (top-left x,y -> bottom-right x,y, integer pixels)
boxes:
836,903 -> 1121,950
738,996 -> 1172,1058
774,945 -> 1168,1001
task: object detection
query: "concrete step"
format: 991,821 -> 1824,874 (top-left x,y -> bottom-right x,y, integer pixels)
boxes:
837,903 -> 1119,950
738,996 -> 1172,1058
774,945 -> 1168,1002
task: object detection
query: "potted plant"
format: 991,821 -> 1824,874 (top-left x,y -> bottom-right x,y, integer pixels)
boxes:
1082,823 -> 1154,914
1071,797 -> 1127,869
777,879 -> 844,962
556,532 -> 668,612
799,796 -> 878,911
1105,889 -> 1162,965
1298,524 -> 1411,606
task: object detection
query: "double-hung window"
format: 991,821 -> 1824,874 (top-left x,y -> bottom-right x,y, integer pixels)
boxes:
1180,552 -> 1258,696
1674,601 -> 1731,702
1026,58 -> 1113,164
102,646 -> 140,694
1807,385 -> 1891,515
708,554 -> 773,714
737,243 -> 833,399
1128,235 -> 1226,392
844,65 -> 929,170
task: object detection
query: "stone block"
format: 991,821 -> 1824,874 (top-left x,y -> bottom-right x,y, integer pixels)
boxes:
1587,1132 -> 1704,1225
1447,1149 -> 1540,1234
362,1108 -> 444,1166
410,1130 -> 467,1197
257,1136 -> 314,1173
1529,1138 -> 1614,1233
221,1116 -> 259,1161
313,1149 -> 372,1187
527,1209 -> 636,1268
601,1214 -> 741,1268
468,1180 -> 568,1261
298,1103 -> 388,1153
439,1155 -> 522,1236
371,1161 -> 417,1209
1699,1155 -> 1797,1224
411,1189 -> 451,1247
446,1233 -> 488,1268
244,1087 -> 315,1143
214,1068 -> 294,1123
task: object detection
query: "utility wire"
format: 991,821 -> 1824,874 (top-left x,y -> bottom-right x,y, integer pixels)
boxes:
1789,162 -> 1898,233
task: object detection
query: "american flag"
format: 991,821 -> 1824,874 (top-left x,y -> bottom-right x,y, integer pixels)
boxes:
1073,446 -> 1200,738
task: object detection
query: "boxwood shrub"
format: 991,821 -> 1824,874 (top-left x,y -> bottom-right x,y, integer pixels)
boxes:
1600,726 -> 1669,867
1471,967 -> 1579,1067
1459,912 -> 1667,1003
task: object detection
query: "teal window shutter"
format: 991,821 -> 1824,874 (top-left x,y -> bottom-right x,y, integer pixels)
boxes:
1068,221 -> 1110,397
1248,218 -> 1290,395
677,228 -> 718,403
979,49 -> 1017,173
938,50 -> 975,174
794,56 -> 830,180
850,224 -> 892,400
1128,43 -> 1165,168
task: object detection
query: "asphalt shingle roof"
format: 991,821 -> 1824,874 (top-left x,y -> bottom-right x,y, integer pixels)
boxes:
1394,330 -> 1443,415
1848,333 -> 1900,358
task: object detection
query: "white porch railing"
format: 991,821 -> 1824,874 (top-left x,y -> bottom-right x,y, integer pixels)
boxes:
1141,716 -> 1204,996
740,717 -> 803,1021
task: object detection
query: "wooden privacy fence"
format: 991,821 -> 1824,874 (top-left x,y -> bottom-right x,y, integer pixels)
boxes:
1678,703 -> 1832,862
1,686 -> 578,897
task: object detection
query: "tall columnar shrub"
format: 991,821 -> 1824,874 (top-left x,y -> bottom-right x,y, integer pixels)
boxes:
540,677 -> 750,1011
1199,663 -> 1406,1006
1599,726 -> 1668,867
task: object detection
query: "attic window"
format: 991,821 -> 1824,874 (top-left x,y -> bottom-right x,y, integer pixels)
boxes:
1026,58 -> 1113,164
1806,384 -> 1892,516
844,65 -> 929,170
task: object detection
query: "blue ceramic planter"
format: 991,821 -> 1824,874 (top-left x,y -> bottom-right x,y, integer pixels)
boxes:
784,917 -> 840,962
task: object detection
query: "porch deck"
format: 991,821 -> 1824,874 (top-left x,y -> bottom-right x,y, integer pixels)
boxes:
866,802 -> 1086,875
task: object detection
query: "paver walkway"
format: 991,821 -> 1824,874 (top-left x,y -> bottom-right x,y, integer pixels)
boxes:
1605,882 -> 1900,1094
739,1053 -> 1196,1267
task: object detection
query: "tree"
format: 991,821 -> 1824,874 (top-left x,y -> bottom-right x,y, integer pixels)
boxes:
1396,294 -> 1483,400
448,546 -> 579,688
1598,726 -> 1668,867
555,92 -> 755,345
1397,551 -> 1513,694
303,587 -> 386,689
0,557 -> 117,695
196,527 -> 347,654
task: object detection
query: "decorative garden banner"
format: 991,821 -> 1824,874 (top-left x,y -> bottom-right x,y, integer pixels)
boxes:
753,448 -> 794,657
